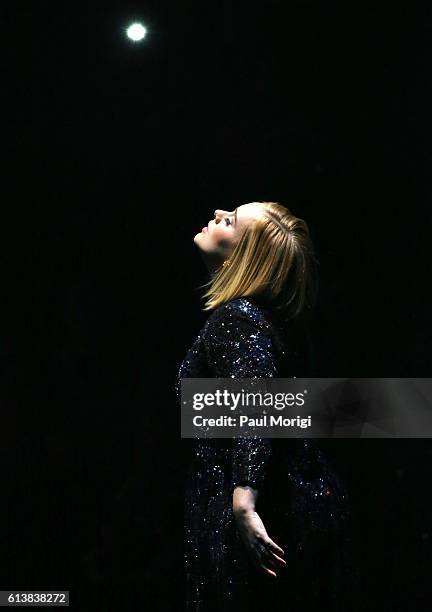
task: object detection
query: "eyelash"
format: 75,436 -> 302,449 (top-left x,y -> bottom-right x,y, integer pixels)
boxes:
225,218 -> 232,226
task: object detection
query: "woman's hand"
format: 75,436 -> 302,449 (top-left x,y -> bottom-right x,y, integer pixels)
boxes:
234,507 -> 287,578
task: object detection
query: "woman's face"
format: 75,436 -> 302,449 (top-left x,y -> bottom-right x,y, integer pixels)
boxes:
194,202 -> 265,263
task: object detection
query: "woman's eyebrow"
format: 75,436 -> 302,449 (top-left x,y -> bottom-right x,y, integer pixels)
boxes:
234,208 -> 238,224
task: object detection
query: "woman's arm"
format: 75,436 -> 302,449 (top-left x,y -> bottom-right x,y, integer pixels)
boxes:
204,301 -> 287,578
204,306 -> 276,497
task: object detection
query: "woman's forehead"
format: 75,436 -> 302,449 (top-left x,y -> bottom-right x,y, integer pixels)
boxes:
237,202 -> 265,219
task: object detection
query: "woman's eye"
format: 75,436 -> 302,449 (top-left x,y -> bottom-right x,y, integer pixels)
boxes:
224,218 -> 232,226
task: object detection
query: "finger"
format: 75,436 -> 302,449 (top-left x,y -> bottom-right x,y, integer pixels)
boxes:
263,556 -> 281,572
261,564 -> 277,578
252,554 -> 276,578
258,544 -> 285,571
253,543 -> 279,573
268,551 -> 287,567
266,537 -> 285,557
262,539 -> 286,567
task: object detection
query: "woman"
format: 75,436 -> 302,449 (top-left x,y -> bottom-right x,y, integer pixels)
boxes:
177,202 -> 358,611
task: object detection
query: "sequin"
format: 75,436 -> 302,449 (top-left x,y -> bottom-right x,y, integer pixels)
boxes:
177,297 -> 359,611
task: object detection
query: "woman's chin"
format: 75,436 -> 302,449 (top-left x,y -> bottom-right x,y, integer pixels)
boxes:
193,233 -> 207,249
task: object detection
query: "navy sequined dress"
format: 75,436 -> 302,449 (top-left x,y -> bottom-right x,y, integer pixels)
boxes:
177,297 -> 357,612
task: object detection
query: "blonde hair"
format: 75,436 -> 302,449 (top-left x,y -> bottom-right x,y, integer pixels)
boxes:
201,201 -> 319,321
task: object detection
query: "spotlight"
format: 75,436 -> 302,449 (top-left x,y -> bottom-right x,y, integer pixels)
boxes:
126,23 -> 147,42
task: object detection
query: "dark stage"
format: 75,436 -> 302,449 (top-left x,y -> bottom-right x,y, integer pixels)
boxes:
3,2 -> 432,610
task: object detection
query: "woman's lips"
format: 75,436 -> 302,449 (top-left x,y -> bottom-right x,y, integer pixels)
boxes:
202,226 -> 208,233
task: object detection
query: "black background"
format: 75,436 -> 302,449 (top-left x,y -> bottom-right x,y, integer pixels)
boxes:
3,1 -> 432,610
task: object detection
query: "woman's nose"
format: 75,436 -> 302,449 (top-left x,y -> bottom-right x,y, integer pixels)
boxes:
214,209 -> 224,223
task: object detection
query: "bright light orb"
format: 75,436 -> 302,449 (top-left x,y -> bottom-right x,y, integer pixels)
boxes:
126,23 -> 147,42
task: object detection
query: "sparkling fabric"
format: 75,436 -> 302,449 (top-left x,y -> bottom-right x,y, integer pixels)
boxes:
177,297 -> 358,612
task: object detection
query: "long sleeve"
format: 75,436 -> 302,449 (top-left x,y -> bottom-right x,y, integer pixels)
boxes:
203,299 -> 277,492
